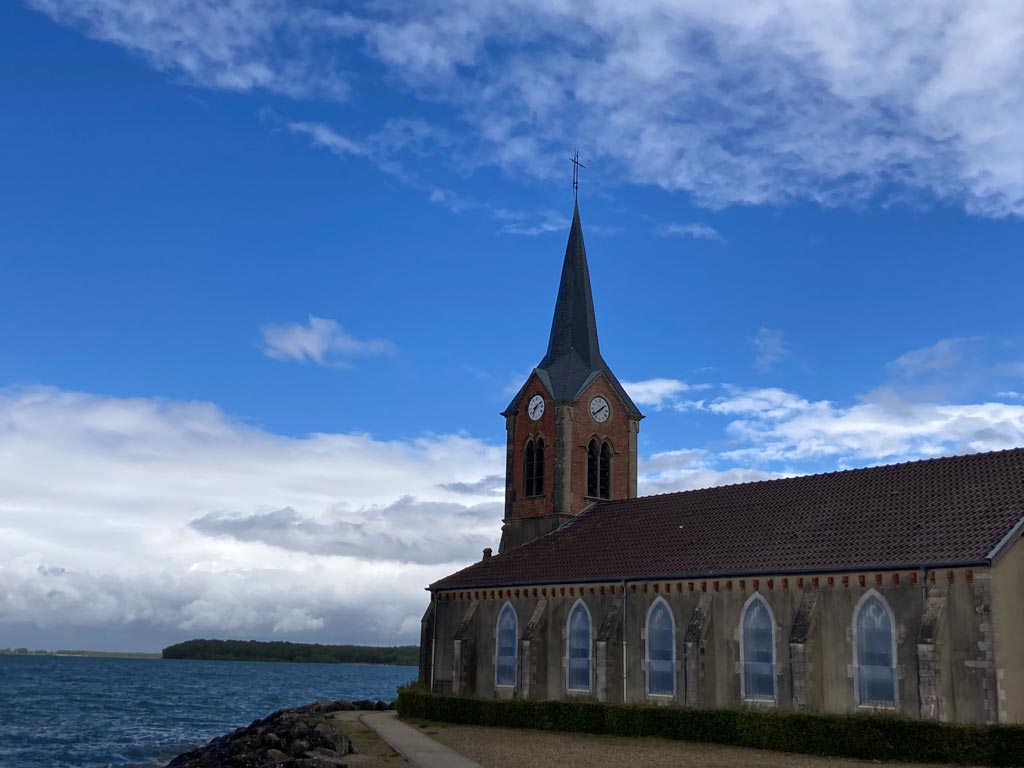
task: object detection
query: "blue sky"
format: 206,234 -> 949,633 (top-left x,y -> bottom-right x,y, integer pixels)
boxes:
2,1 -> 1024,651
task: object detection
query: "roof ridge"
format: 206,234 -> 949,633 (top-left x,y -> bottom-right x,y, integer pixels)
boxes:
629,446 -> 1024,503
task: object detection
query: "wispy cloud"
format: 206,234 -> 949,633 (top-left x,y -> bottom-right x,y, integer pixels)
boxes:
752,327 -> 790,374
287,121 -> 369,159
656,223 -> 724,242
26,0 -> 351,100
260,315 -> 395,367
31,1 -> 1024,218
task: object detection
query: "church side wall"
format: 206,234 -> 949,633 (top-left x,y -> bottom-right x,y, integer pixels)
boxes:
428,565 -> 994,724
992,533 -> 1024,723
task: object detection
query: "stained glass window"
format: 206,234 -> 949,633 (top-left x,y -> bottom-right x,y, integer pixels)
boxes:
496,603 -> 517,687
567,601 -> 591,691
646,599 -> 674,695
855,593 -> 896,707
741,595 -> 775,701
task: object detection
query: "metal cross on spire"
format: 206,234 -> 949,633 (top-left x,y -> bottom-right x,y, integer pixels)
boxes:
571,149 -> 585,201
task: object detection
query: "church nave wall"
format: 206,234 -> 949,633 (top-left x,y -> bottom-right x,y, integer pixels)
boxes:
426,564 -> 1002,724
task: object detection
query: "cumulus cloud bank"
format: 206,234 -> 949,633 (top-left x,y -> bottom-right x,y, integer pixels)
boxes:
3,340 -> 1023,649
0,386 -> 503,649
27,0 -> 1024,217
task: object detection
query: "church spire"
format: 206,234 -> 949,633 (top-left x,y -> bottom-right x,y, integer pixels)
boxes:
526,203 -> 642,418
542,202 -> 601,369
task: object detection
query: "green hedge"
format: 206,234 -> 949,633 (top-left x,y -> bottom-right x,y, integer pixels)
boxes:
396,686 -> 1024,766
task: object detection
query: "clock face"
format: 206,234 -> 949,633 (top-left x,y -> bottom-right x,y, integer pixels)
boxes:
527,394 -> 545,421
589,396 -> 610,422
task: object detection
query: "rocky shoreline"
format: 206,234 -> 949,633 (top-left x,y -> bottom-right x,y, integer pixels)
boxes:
165,698 -> 394,768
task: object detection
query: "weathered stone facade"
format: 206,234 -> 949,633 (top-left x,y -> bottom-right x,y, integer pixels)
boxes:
423,560 -> 1023,724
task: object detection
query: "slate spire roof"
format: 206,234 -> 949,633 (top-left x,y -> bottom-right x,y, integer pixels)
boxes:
431,447 -> 1024,590
505,203 -> 642,417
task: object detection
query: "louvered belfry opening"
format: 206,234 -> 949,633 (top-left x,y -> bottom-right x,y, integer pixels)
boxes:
587,438 -> 612,500
523,437 -> 545,497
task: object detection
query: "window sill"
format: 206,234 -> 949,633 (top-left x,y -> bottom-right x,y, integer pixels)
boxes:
566,688 -> 592,696
742,698 -> 778,708
583,495 -> 611,502
857,703 -> 897,711
646,693 -> 675,704
521,494 -> 547,500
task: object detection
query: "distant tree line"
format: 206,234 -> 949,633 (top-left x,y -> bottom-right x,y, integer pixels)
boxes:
162,639 -> 419,666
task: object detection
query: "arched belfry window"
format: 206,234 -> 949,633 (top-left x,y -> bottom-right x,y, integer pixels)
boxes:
854,590 -> 897,707
523,437 -> 545,497
740,593 -> 776,701
645,597 -> 675,696
586,439 -> 612,499
495,602 -> 518,687
566,600 -> 592,692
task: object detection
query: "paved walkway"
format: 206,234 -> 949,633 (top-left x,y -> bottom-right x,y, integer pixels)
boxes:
359,711 -> 485,768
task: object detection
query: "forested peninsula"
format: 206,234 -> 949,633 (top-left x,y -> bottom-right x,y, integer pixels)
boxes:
162,639 -> 419,666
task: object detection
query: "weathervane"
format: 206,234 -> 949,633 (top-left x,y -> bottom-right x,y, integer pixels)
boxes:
571,149 -> 585,201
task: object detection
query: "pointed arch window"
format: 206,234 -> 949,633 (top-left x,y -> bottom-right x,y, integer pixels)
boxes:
495,602 -> 518,687
566,600 -> 592,692
523,437 -> 545,497
645,598 -> 675,696
740,594 -> 776,701
586,439 -> 612,499
854,591 -> 897,707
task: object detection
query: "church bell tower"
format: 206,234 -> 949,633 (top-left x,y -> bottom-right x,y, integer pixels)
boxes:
498,203 -> 643,553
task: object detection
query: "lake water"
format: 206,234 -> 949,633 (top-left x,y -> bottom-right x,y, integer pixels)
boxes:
0,655 -> 418,768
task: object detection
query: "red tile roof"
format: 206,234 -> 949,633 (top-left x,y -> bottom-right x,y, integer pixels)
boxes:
431,448 -> 1024,590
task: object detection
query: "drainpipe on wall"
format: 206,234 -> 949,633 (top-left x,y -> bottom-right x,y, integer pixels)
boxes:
621,579 -> 628,704
430,591 -> 437,691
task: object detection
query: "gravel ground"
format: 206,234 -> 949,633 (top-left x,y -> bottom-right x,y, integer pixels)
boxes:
415,720 -> 972,768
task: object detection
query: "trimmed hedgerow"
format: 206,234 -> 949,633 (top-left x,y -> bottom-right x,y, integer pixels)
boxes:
396,686 -> 1024,766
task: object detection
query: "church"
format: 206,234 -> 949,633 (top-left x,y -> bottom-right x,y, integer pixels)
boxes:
419,203 -> 1024,726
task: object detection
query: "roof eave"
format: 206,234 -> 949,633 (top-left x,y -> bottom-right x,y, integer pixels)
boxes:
428,558 -> 994,592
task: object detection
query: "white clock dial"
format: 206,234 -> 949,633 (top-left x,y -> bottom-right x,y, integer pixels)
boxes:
589,396 -> 610,422
527,394 -> 545,421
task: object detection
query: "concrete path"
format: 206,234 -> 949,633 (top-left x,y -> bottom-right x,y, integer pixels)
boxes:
359,711 -> 485,768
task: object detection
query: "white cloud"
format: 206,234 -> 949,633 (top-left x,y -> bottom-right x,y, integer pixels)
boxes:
709,386 -> 1024,465
31,1 -> 1024,217
752,328 -> 790,374
287,122 -> 369,159
638,448 -> 780,495
260,315 -> 396,366
0,386 -> 504,648
888,337 -> 973,377
656,223 -> 724,242
623,378 -> 704,409
26,0 -> 350,100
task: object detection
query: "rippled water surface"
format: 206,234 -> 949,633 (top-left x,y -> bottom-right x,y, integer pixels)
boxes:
0,655 -> 417,768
